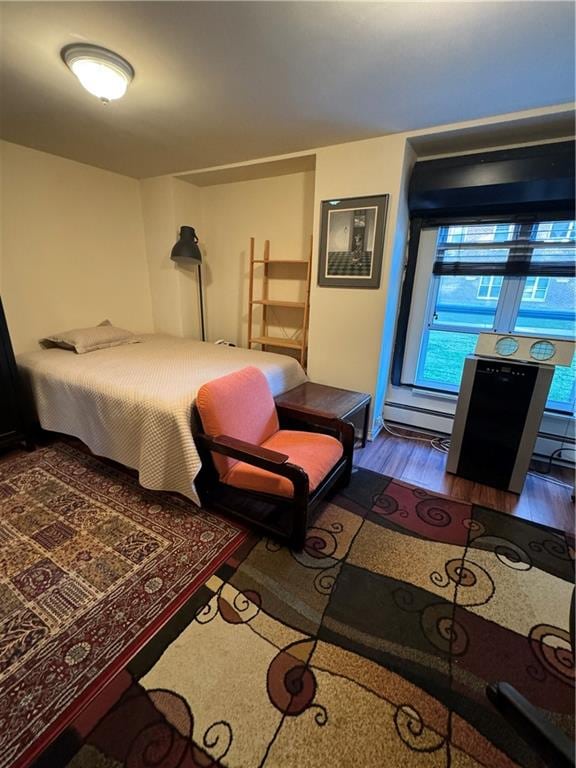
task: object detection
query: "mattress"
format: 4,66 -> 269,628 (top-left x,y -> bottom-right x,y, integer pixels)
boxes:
17,334 -> 307,504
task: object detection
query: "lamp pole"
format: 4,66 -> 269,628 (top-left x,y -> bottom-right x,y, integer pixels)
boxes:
197,263 -> 206,342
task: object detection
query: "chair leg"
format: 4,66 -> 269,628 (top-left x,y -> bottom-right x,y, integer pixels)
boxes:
340,459 -> 353,489
288,469 -> 310,551
340,420 -> 355,489
289,520 -> 307,552
290,507 -> 308,551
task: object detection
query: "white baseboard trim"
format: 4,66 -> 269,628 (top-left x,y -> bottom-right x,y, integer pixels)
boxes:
381,401 -> 575,467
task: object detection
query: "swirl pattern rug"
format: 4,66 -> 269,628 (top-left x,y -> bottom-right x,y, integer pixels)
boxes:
38,468 -> 573,768
0,444 -> 247,768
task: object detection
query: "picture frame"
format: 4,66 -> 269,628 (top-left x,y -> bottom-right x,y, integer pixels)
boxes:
317,194 -> 389,288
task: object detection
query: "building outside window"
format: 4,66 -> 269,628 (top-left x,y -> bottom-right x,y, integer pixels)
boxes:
477,276 -> 504,300
521,276 -> 550,302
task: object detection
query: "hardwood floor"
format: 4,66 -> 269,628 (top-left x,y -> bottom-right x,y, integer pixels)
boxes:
354,426 -> 575,532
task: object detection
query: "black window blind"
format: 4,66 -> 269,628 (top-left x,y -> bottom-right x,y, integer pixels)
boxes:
432,221 -> 575,278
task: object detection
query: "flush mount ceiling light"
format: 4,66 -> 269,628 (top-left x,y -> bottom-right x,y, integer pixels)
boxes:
61,44 -> 134,102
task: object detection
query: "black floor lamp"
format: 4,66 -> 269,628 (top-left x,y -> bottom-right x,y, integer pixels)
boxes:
170,226 -> 206,341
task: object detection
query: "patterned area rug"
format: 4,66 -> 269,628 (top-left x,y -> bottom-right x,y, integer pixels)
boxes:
0,443 -> 246,768
35,468 -> 574,768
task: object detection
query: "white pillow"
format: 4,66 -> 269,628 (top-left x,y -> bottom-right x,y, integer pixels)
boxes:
41,321 -> 141,354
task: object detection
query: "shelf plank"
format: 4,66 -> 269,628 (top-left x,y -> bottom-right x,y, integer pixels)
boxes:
251,300 -> 306,308
250,335 -> 303,350
252,259 -> 309,264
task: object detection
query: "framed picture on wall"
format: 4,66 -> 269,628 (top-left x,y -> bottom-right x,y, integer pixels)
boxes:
317,194 -> 389,288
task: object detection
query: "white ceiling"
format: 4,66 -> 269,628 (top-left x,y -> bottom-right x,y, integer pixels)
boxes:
1,1 -> 574,179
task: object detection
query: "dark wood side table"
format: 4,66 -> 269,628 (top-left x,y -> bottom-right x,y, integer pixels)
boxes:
275,382 -> 372,447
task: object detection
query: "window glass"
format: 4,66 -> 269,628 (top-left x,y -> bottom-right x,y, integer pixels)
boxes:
437,247 -> 510,265
419,331 -> 479,389
549,358 -> 576,409
442,224 -> 515,243
529,246 -> 574,267
533,221 -> 575,242
514,277 -> 575,338
433,276 -> 499,328
436,225 -> 512,268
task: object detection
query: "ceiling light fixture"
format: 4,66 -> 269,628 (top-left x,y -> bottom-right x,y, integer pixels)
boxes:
61,44 -> 134,103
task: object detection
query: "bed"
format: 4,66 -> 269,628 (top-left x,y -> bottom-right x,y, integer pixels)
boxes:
17,334 -> 307,504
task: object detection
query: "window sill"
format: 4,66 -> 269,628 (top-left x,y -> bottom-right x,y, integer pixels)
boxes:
398,381 -> 574,417
410,385 -> 458,402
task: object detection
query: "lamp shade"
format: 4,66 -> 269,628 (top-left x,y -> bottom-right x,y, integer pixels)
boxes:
170,226 -> 202,264
62,44 -> 134,102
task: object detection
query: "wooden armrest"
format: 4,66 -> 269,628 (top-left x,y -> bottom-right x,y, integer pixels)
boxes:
195,431 -> 309,498
211,434 -> 289,465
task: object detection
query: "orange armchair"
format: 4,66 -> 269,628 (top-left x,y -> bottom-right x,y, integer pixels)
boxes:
194,366 -> 354,549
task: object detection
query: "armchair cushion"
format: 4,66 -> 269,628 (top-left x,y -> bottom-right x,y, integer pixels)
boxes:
223,429 -> 343,497
196,366 -> 279,477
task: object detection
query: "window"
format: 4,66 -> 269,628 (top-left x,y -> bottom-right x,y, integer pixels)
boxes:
522,277 -> 550,302
477,276 -> 503,300
413,221 -> 575,412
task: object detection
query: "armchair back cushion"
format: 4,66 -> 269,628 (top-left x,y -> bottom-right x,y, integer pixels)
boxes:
196,366 -> 279,477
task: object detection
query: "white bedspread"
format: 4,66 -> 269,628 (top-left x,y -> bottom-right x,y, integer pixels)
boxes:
18,334 -> 307,504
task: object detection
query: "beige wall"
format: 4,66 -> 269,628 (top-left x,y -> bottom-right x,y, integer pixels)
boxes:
140,176 -> 204,339
308,135 -> 409,413
0,140 -> 154,354
201,171 -> 315,345
0,139 -> 321,365
139,170 -> 314,347
140,176 -> 181,336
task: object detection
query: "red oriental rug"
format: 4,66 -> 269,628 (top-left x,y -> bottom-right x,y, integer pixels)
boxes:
0,443 -> 246,768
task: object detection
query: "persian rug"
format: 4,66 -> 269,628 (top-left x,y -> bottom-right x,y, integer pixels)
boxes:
34,468 -> 574,768
0,443 -> 247,768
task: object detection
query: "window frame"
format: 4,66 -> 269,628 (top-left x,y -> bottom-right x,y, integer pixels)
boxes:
392,216 -> 575,414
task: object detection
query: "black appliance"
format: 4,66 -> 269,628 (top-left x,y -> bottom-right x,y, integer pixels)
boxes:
446,356 -> 553,493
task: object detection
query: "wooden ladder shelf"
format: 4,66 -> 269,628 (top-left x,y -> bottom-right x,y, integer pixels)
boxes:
248,237 -> 312,368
